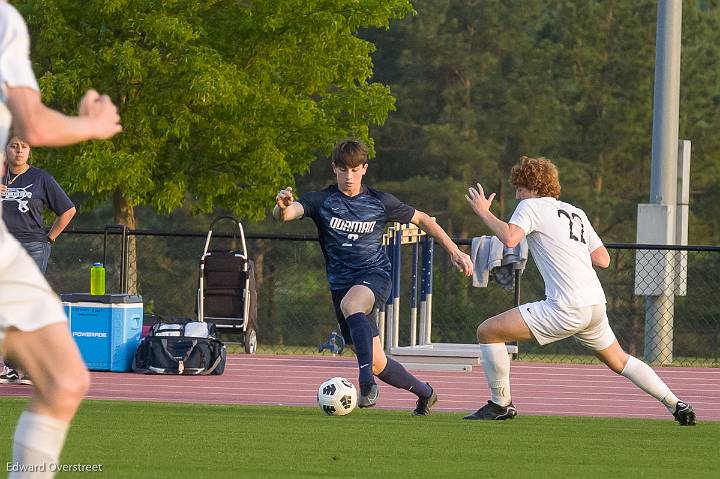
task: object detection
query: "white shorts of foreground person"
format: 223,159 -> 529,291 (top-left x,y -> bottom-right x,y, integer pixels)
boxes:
0,224 -> 67,341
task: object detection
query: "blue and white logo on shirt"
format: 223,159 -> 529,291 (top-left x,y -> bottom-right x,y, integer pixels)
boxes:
1,184 -> 33,213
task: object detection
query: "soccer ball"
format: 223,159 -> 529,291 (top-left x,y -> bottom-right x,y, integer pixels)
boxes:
317,377 -> 357,416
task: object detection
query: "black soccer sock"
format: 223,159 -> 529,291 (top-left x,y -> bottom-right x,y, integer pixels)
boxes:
378,357 -> 432,399
345,312 -> 375,386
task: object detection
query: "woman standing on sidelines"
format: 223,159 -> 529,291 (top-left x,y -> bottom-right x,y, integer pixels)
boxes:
0,134 -> 76,273
0,134 -> 76,385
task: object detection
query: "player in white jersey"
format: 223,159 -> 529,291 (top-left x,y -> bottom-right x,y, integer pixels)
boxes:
0,1 -> 121,477
462,156 -> 696,425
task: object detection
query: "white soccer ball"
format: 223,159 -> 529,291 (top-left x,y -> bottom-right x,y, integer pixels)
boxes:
317,377 -> 357,416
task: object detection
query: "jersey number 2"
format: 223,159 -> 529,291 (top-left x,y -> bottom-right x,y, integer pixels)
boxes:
557,209 -> 586,244
342,233 -> 359,247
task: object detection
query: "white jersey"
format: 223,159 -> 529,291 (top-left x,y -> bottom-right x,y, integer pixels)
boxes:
0,2 -> 39,147
509,197 -> 606,307
0,1 -> 40,266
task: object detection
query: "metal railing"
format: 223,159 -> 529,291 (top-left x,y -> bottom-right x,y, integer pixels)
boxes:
46,229 -> 719,366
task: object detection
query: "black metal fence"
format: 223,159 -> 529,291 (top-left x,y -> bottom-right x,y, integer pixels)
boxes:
47,229 -> 720,367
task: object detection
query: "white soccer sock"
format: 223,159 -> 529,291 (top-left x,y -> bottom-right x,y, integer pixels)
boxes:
479,343 -> 512,407
621,355 -> 679,413
10,411 -> 70,479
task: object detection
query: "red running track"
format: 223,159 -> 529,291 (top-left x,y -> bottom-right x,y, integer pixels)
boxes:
2,354 -> 718,421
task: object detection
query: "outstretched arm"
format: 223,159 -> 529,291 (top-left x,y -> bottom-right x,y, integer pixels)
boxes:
410,209 -> 473,277
273,187 -> 305,222
5,87 -> 121,146
465,183 -> 525,248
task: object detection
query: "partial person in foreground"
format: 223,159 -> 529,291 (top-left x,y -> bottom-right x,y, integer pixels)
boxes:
463,156 -> 695,425
274,139 -> 473,415
1,134 -> 77,385
0,1 -> 122,477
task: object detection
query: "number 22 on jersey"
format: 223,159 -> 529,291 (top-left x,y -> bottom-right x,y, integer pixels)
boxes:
557,209 -> 586,244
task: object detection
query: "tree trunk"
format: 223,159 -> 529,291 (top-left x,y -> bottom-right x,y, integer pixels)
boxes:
254,240 -> 266,293
113,189 -> 138,295
593,174 -> 603,227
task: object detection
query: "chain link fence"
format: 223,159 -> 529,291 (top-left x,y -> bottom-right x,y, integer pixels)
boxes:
47,229 -> 719,367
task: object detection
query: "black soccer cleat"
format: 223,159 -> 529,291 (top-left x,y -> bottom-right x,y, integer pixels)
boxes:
358,383 -> 379,408
463,400 -> 518,420
673,400 -> 696,426
411,384 -> 438,416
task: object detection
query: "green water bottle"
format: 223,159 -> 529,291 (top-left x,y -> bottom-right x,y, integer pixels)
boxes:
90,262 -> 106,295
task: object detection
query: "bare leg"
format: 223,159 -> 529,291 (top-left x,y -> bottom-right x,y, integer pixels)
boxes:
371,336 -> 388,374
3,324 -> 90,421
3,324 -> 90,477
476,307 -> 535,344
339,285 -> 375,318
592,339 -> 629,373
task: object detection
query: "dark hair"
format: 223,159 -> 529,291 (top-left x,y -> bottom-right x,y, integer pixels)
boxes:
510,156 -> 561,199
6,128 -> 22,146
331,139 -> 368,168
5,134 -> 32,159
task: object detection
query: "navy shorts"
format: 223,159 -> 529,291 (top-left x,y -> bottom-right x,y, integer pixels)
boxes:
331,271 -> 391,344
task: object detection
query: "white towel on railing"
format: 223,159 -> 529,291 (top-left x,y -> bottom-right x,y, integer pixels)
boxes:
471,236 -> 528,289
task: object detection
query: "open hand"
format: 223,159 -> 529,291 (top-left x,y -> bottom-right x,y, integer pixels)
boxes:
465,183 -> 495,217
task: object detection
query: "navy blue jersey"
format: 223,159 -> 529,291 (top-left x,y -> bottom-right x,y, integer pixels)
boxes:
298,185 -> 415,290
1,166 -> 74,243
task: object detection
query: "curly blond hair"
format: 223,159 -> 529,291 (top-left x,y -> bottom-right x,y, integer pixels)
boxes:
509,156 -> 561,199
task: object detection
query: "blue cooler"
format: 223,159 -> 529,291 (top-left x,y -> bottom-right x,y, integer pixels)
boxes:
61,293 -> 143,372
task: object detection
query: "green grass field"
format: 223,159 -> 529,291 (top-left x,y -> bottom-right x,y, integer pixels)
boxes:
1,398 -> 717,478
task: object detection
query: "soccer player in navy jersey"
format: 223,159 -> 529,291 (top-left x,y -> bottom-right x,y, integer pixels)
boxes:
274,139 -> 473,415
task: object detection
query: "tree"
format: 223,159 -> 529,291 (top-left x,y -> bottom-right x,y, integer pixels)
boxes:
19,0 -> 412,293
20,0 -> 414,228
369,0 -> 720,244
367,0 -> 559,239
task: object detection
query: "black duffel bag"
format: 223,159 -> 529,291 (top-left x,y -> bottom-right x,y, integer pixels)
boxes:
132,320 -> 226,375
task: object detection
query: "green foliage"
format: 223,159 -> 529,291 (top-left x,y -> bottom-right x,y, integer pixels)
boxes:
18,0 -> 413,220
369,0 -> 720,244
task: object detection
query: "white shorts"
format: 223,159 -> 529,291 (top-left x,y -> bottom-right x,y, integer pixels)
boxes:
0,230 -> 67,346
519,300 -> 616,351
